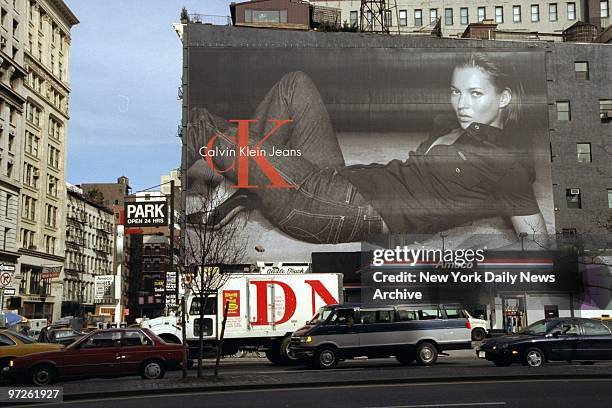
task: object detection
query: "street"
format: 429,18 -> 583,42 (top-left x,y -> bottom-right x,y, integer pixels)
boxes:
23,379 -> 612,408
2,350 -> 598,407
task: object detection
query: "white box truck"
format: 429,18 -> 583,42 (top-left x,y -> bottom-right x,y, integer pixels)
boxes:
140,272 -> 343,365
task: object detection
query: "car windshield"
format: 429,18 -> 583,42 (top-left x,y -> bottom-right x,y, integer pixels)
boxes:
521,319 -> 560,336
8,331 -> 34,344
308,307 -> 334,324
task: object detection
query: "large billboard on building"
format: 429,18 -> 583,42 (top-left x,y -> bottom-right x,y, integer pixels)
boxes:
183,27 -> 554,264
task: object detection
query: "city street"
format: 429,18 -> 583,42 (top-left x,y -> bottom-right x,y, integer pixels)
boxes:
23,379 -> 612,408
7,350 -> 601,407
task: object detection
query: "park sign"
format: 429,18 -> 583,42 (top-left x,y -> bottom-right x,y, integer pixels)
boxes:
124,201 -> 168,227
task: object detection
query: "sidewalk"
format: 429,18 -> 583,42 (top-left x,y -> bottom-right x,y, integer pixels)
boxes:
60,356 -> 612,401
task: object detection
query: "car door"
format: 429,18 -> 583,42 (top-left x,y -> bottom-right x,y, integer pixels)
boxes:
322,308 -> 359,356
356,308 -> 396,357
546,320 -> 580,361
577,320 -> 612,360
117,330 -> 156,375
61,331 -> 121,378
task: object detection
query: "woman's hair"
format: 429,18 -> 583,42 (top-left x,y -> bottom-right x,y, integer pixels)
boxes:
455,53 -> 525,127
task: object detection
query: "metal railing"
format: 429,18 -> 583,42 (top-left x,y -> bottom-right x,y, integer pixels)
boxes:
187,14 -> 231,26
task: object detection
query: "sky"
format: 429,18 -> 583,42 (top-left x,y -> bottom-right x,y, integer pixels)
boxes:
65,1 -> 233,192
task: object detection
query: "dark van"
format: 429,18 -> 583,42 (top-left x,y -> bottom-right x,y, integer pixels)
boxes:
289,303 -> 472,369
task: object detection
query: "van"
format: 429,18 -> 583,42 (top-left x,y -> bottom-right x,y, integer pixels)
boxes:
289,303 -> 472,369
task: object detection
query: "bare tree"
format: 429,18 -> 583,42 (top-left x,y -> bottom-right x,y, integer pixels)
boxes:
182,180 -> 248,378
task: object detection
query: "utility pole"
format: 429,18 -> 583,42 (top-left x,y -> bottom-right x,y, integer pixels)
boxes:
169,179 -> 177,308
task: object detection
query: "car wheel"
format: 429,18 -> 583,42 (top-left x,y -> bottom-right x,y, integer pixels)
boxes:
31,364 -> 57,386
395,351 -> 416,365
415,342 -> 438,366
313,346 -> 338,369
141,360 -> 166,380
265,344 -> 283,365
523,347 -> 545,367
279,336 -> 300,365
471,328 -> 486,342
493,359 -> 512,367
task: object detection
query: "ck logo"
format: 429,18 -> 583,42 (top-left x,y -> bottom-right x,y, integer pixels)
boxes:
201,119 -> 295,189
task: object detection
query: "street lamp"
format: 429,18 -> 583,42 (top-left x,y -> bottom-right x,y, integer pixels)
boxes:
440,232 -> 448,252
519,232 -> 528,251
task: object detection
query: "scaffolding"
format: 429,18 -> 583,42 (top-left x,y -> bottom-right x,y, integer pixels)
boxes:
360,0 -> 399,34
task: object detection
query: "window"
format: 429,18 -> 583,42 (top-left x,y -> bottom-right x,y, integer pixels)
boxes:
445,8 -> 453,25
360,309 -> 394,324
22,195 -> 37,220
574,61 -> 589,80
8,134 -> 14,152
21,228 -> 35,249
495,6 -> 503,23
399,10 -> 407,26
45,204 -> 57,227
601,1 -> 609,18
419,309 -> 442,320
556,101 -> 571,121
47,145 -> 60,169
12,18 -> 18,37
430,8 -> 438,24
0,334 -> 16,346
6,162 -> 12,178
122,331 -> 153,347
26,103 -> 41,127
414,9 -> 422,26
600,99 -> 612,120
566,188 -> 582,209
5,193 -> 11,217
478,7 -> 486,22
608,189 -> 612,209
0,8 -> 6,27
531,4 -> 540,21
365,11 -> 372,28
552,321 -> 579,334
350,11 -> 358,28
44,235 -> 55,254
460,7 -> 469,24
576,143 -> 592,163
25,131 -> 39,156
48,117 -> 62,140
549,3 -> 558,21
385,10 -> 393,26
397,309 -> 418,321
81,331 -> 122,349
583,320 -> 611,335
567,2 -> 576,20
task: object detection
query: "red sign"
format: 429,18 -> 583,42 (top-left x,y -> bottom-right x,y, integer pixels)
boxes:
41,266 -> 62,279
222,290 -> 240,317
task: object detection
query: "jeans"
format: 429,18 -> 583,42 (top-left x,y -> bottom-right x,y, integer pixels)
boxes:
186,71 -> 384,244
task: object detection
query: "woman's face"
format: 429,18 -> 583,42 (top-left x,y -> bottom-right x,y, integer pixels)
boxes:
450,66 -> 510,130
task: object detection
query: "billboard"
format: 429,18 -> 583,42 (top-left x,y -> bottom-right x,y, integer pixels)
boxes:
183,29 -> 553,264
124,201 -> 168,227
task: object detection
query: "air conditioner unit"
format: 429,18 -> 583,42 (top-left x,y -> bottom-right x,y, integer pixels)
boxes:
570,188 -> 580,195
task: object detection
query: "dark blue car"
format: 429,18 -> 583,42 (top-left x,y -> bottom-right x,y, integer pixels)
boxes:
477,317 -> 612,367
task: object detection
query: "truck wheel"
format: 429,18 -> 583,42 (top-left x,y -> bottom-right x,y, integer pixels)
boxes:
279,336 -> 300,365
265,346 -> 283,365
471,328 -> 486,341
312,346 -> 338,369
415,341 -> 438,366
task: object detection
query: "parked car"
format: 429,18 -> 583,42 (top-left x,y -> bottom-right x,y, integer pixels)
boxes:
38,326 -> 85,346
441,306 -> 490,341
289,303 -> 472,369
0,330 -> 64,370
477,317 -> 612,367
4,328 -> 184,385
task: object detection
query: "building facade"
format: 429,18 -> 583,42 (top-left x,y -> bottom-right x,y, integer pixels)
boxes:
180,24 -> 611,332
62,183 -> 114,318
311,0 -> 610,39
10,0 -> 77,320
0,0 -> 28,305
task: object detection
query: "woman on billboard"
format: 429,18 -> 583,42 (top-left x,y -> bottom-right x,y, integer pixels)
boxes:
186,53 -> 547,245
